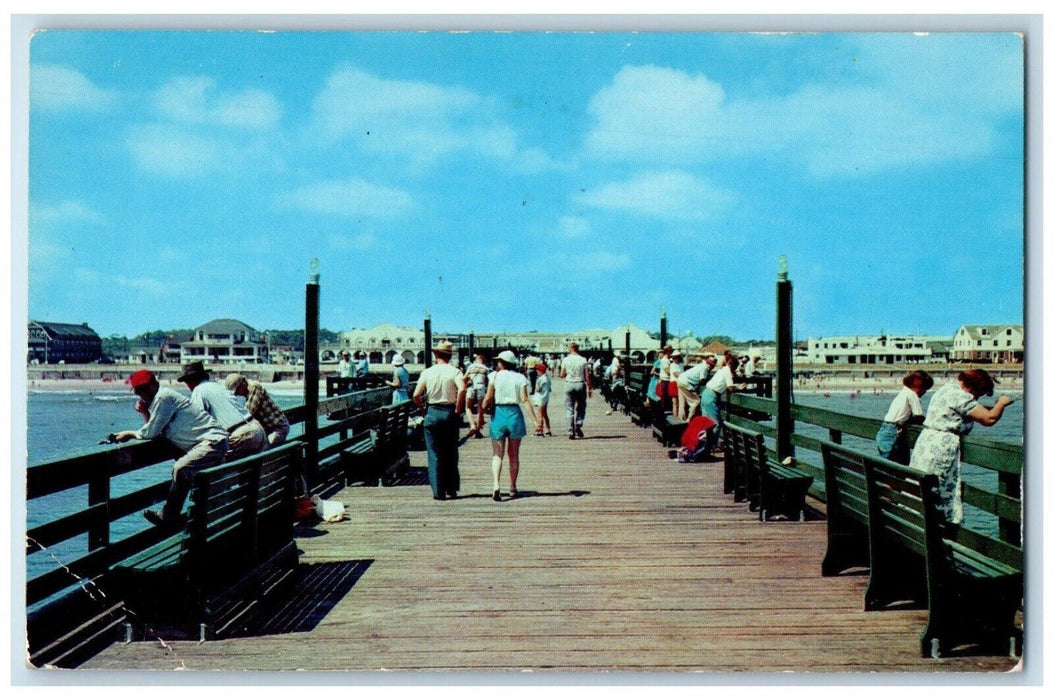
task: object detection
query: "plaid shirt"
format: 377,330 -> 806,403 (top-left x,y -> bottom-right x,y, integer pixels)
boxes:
245,382 -> 290,435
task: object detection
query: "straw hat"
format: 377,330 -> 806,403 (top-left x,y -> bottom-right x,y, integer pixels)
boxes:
432,340 -> 455,356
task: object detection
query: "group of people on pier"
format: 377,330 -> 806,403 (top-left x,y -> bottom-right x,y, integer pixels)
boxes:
112,361 -> 291,527
412,341 -> 594,502
877,368 -> 1014,526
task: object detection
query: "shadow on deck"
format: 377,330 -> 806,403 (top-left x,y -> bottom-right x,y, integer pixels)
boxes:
225,560 -> 373,639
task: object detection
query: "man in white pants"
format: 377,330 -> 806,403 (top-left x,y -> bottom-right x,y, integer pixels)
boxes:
560,342 -> 592,439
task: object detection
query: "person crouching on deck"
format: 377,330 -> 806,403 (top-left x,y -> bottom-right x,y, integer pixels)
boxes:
483,350 -> 538,501
112,369 -> 229,527
875,370 -> 933,465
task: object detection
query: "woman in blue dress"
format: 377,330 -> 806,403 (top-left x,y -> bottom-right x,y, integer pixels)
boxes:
387,355 -> 410,404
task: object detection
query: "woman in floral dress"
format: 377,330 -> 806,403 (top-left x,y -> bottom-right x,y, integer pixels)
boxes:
909,369 -> 1014,525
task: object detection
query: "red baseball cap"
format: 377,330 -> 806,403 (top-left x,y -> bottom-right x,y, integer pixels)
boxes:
129,369 -> 155,388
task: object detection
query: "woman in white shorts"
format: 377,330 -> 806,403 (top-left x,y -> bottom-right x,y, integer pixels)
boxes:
482,350 -> 538,502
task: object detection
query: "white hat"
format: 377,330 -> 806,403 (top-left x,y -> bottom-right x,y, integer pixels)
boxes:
497,350 -> 519,366
392,355 -> 406,366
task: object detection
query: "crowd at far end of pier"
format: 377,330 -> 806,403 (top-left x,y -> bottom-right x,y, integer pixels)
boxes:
107,338 -> 1016,527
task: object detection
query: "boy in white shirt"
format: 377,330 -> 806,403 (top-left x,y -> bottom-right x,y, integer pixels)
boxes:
875,370 -> 934,465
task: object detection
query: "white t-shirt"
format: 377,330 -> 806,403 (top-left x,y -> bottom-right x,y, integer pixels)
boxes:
562,353 -> 588,383
492,369 -> 528,404
705,366 -> 735,394
417,363 -> 464,404
883,386 -> 924,425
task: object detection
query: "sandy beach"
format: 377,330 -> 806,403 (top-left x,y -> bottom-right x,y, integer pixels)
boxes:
23,372 -> 1025,397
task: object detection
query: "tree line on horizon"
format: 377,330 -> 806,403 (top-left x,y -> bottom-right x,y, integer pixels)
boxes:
100,330 -> 775,360
101,329 -> 342,358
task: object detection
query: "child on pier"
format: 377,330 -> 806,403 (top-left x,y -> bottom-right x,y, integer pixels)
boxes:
875,370 -> 933,465
531,362 -> 552,436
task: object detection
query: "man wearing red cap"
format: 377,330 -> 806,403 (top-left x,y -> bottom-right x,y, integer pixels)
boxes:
113,369 -> 229,526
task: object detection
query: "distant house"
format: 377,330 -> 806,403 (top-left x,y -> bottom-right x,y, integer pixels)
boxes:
180,319 -> 268,365
27,321 -> 102,364
805,334 -> 940,365
951,324 -> 1024,363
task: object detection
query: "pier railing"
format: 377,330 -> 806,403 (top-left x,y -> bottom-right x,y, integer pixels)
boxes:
25,383 -> 404,667
726,392 -> 1023,568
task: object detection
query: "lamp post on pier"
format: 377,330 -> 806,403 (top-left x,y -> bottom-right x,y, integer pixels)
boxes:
660,307 -> 667,348
423,310 -> 432,368
776,256 -> 794,460
304,258 -> 320,491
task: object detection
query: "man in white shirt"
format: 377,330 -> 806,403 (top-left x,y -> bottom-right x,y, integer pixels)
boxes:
178,361 -> 266,460
113,369 -> 229,526
413,341 -> 467,500
560,342 -> 593,439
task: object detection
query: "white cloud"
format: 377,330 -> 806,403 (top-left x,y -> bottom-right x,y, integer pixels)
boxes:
30,201 -> 105,231
127,123 -> 223,177
586,39 -> 1021,177
591,251 -> 632,271
327,231 -> 379,251
557,215 -> 593,237
31,63 -> 117,113
277,179 -> 414,219
154,76 -> 281,130
74,268 -> 165,294
310,66 -> 558,169
126,123 -> 285,178
576,170 -> 736,222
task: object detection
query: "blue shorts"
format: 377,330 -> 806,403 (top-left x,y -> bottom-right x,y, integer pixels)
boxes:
490,405 -> 527,440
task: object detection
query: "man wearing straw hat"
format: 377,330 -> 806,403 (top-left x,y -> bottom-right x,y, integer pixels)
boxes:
178,360 -> 266,460
413,340 -> 468,500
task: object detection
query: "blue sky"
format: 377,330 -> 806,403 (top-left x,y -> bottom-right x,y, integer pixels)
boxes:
26,30 -> 1025,341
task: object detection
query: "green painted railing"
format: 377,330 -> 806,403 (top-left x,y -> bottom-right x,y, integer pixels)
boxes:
26,384 -> 399,666
727,392 -> 1023,569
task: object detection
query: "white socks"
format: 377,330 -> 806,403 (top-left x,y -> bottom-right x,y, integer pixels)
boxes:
491,455 -> 503,490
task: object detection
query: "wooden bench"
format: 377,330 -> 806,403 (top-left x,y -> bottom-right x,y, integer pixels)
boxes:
342,401 -> 413,486
861,455 -> 1023,658
107,443 -> 301,642
818,441 -> 871,576
654,415 -> 688,447
723,423 -> 813,521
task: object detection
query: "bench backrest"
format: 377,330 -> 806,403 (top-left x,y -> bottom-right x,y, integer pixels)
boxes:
724,423 -> 766,496
376,401 -> 413,456
861,456 -> 936,562
819,441 -> 870,528
185,443 -> 302,595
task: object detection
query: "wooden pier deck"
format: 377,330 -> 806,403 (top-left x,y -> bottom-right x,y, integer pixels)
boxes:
82,380 -> 1019,674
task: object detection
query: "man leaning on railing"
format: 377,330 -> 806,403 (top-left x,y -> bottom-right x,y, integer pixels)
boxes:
112,369 -> 229,527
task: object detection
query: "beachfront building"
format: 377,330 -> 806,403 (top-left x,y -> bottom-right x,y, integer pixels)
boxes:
180,319 -> 268,365
951,324 -> 1024,363
27,321 -> 102,364
805,334 -> 944,365
338,324 -> 424,365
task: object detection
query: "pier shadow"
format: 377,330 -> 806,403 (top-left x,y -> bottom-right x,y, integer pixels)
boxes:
575,434 -> 627,441
381,466 -> 430,487
225,559 -> 374,638
503,489 -> 590,500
